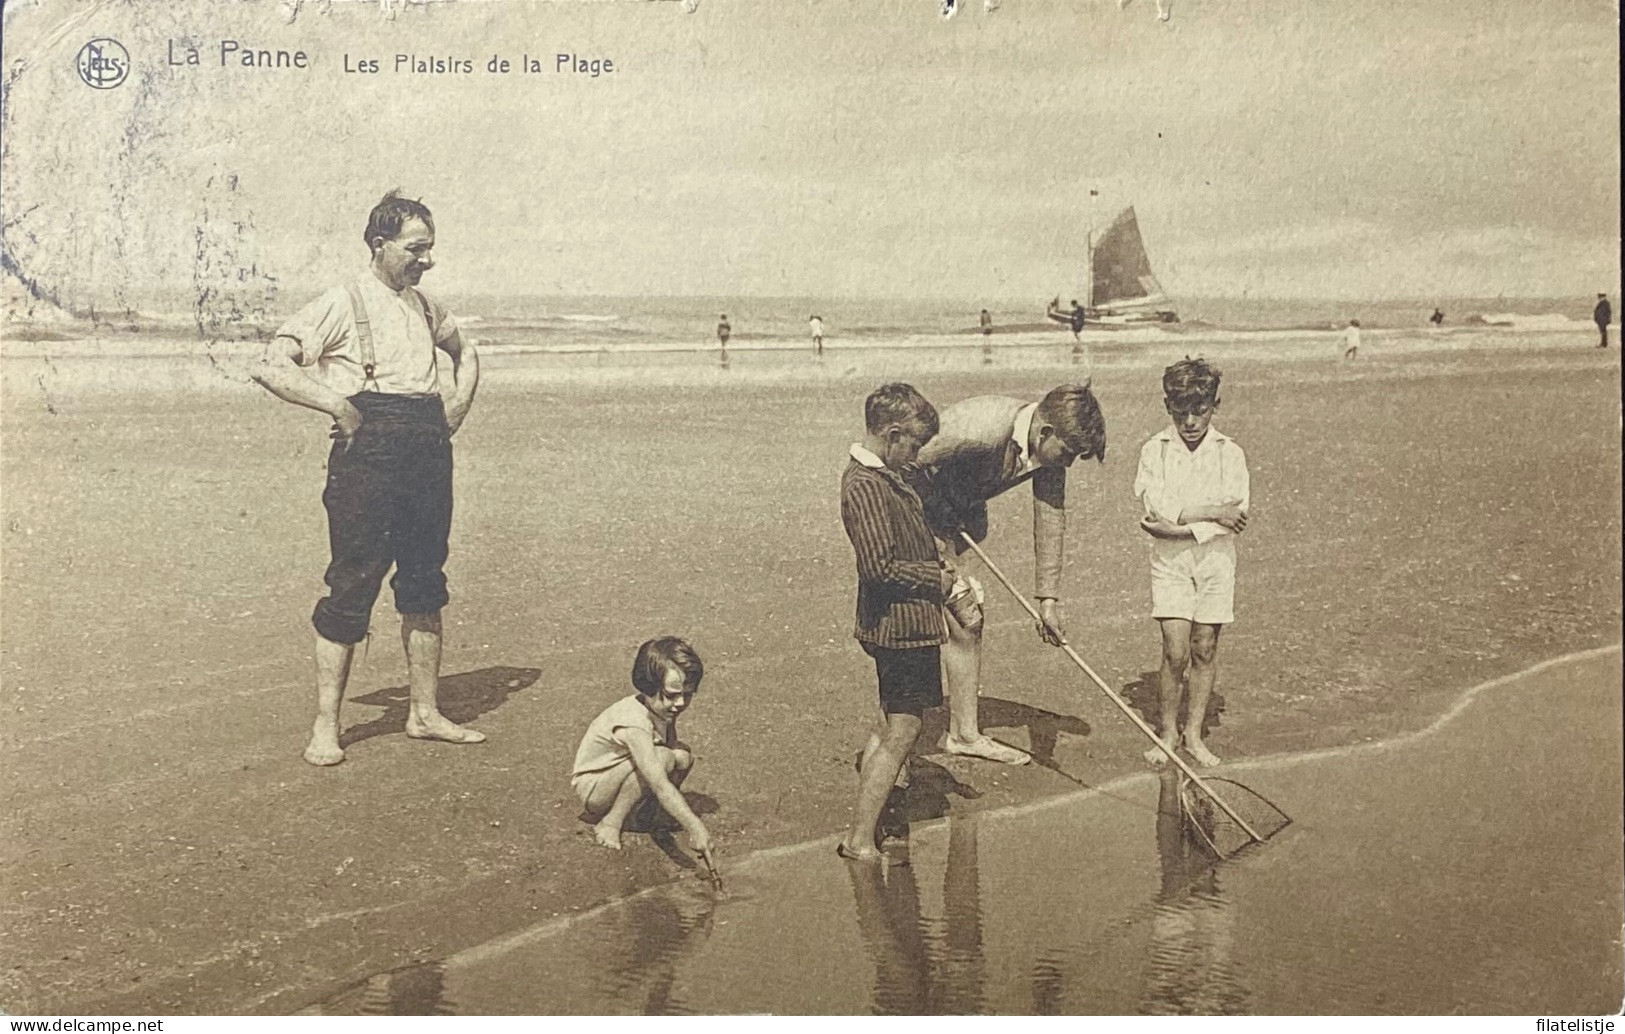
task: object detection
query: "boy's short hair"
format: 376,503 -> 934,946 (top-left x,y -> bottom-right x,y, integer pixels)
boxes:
1162,357 -> 1222,405
865,383 -> 939,439
632,637 -> 704,696
363,190 -> 435,246
1035,383 -> 1107,463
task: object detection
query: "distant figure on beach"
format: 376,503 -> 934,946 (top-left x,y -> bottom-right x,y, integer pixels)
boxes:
1430,308 -> 1445,327
248,191 -> 483,766
1134,357 -> 1249,768
913,384 -> 1108,766
838,383 -> 946,862
979,309 -> 992,337
810,314 -> 825,356
1343,319 -> 1361,360
1594,294 -> 1611,348
571,637 -> 713,854
717,314 -> 731,368
979,309 -> 993,364
1047,297 -> 1087,344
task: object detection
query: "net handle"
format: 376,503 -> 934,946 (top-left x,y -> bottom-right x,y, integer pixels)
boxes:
958,532 -> 1266,845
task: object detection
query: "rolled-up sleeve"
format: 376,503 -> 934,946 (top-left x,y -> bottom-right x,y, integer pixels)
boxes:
275,287 -> 351,368
425,293 -> 461,346
1134,439 -> 1164,518
1224,441 -> 1250,515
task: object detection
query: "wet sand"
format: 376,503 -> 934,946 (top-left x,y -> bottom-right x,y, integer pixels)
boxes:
0,332 -> 1619,1013
309,648 -> 1623,1015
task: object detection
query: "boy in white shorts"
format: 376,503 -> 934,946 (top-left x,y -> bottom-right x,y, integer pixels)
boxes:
1134,358 -> 1250,768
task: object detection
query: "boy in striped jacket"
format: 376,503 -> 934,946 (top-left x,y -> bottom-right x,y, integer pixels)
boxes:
837,383 -> 954,863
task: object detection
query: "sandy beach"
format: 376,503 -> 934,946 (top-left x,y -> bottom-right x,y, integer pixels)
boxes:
0,328 -> 1619,1013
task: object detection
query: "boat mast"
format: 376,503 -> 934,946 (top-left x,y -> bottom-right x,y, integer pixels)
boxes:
1086,187 -> 1098,311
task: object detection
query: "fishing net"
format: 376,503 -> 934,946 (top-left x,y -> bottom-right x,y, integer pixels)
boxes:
1180,777 -> 1292,860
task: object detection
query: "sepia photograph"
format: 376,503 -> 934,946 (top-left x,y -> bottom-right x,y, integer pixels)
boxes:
1,0 -> 1620,1018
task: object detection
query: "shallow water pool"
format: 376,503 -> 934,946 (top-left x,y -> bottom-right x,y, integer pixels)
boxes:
309,648 -> 1622,1015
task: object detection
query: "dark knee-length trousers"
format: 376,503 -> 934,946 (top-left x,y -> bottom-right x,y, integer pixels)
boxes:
312,392 -> 453,645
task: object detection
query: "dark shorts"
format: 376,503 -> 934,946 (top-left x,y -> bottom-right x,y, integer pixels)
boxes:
862,642 -> 944,716
311,392 -> 453,645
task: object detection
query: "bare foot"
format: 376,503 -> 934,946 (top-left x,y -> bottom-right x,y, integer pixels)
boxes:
304,722 -> 344,766
593,822 -> 624,850
836,841 -> 884,864
1143,738 -> 1177,766
1183,737 -> 1221,767
406,714 -> 487,745
303,743 -> 344,766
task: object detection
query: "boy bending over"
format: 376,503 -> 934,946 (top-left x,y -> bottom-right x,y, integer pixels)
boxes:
571,637 -> 713,853
838,383 -> 952,862
1134,358 -> 1250,767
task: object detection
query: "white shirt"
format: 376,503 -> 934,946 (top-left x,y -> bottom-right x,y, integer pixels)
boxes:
1133,426 -> 1250,546
275,274 -> 459,397
1345,325 -> 1362,349
810,317 -> 824,336
1010,402 -> 1040,475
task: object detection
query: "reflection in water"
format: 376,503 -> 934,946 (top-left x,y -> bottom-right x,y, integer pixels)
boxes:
303,653 -> 1622,1015
1139,768 -> 1248,1015
588,880 -> 718,1014
846,813 -> 987,1014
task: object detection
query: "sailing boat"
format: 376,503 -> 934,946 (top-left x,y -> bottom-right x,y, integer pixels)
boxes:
1048,205 -> 1179,328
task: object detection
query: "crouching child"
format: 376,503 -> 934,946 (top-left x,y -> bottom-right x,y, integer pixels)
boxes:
571,637 -> 713,854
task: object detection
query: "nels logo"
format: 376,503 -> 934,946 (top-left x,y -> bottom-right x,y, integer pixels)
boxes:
76,38 -> 130,89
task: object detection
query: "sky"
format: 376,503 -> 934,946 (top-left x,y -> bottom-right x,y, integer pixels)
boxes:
2,0 -> 1619,307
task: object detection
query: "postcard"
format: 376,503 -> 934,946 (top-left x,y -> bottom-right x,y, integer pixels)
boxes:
1,0 -> 1620,1018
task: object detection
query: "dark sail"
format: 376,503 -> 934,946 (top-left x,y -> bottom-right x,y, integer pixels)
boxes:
1091,206 -> 1169,310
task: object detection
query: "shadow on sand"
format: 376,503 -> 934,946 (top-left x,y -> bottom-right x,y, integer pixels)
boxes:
918,696 -> 1092,768
1120,671 -> 1226,740
339,665 -> 542,748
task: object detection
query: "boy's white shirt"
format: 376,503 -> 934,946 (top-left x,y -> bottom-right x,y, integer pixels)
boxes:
1133,425 -> 1250,545
1011,402 -> 1040,475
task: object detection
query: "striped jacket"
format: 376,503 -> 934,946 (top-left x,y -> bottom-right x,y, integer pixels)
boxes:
913,395 -> 1067,600
840,449 -> 947,649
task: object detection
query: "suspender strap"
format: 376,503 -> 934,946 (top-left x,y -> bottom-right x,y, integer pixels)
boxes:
344,282 -> 379,391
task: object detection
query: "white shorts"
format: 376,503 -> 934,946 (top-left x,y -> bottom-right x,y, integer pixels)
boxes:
1150,540 -> 1235,625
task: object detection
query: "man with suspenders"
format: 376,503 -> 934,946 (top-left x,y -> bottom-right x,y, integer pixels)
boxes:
251,192 -> 482,766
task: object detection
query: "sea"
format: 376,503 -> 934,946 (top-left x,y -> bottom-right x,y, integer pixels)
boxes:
1,292 -> 1609,355
427,294 -> 1609,354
